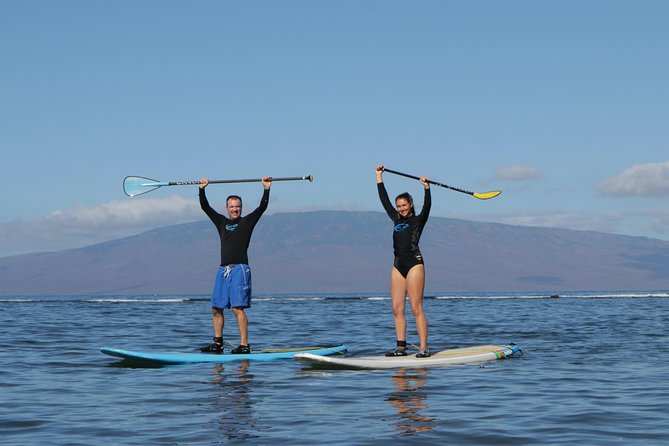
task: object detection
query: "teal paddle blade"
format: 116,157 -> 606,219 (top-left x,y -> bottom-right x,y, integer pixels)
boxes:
123,176 -> 169,197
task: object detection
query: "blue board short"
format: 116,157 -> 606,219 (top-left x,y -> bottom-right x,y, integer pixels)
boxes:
211,264 -> 252,310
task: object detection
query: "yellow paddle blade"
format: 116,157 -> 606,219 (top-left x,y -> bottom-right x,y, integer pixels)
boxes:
473,190 -> 502,200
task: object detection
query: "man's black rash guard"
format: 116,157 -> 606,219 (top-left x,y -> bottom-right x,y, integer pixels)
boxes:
377,182 -> 431,258
199,188 -> 270,266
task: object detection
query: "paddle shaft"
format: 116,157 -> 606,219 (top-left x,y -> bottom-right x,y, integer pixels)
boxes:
123,174 -> 313,197
170,175 -> 312,186
382,168 -> 476,196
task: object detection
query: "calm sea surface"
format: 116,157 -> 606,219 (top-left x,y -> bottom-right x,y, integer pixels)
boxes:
1,291 -> 668,445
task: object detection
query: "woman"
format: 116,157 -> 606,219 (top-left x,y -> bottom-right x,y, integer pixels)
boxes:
376,164 -> 431,358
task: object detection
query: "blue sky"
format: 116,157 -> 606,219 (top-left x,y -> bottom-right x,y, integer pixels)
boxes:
2,1 -> 668,257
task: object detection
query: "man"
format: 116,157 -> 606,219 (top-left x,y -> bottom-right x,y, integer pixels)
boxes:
198,176 -> 272,354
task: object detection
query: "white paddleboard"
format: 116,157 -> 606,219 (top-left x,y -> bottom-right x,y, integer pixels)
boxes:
295,343 -> 521,369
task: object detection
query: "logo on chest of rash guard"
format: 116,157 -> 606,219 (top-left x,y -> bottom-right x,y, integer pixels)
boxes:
394,223 -> 410,232
225,223 -> 239,232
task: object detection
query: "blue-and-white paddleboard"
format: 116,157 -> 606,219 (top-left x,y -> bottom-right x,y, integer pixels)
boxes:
295,343 -> 521,369
101,344 -> 348,364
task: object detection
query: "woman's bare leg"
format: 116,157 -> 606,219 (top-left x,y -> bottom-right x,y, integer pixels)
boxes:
389,267 -> 408,343
406,265 -> 428,349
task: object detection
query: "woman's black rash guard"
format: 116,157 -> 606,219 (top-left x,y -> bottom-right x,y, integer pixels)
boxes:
378,182 -> 431,276
199,188 -> 270,266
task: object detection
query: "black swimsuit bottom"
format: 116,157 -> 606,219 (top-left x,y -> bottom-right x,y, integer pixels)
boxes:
394,254 -> 424,278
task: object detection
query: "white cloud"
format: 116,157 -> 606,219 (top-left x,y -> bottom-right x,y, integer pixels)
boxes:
449,207 -> 669,240
495,165 -> 543,181
597,161 -> 669,198
0,196 -> 202,257
621,208 -> 669,238
44,196 -> 200,227
460,209 -> 619,233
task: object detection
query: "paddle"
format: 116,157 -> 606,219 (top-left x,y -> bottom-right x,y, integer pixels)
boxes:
382,167 -> 501,200
123,174 -> 313,197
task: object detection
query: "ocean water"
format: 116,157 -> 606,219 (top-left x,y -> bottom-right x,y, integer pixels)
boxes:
1,291 -> 668,445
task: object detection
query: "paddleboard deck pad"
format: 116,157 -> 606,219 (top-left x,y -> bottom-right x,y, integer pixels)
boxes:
101,344 -> 347,364
295,343 -> 521,369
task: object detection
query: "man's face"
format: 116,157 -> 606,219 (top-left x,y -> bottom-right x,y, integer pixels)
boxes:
226,198 -> 242,219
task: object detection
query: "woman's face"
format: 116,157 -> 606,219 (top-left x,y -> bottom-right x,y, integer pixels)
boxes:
395,198 -> 413,218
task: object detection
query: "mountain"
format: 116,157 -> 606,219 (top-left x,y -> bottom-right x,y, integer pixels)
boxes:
1,211 -> 668,295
